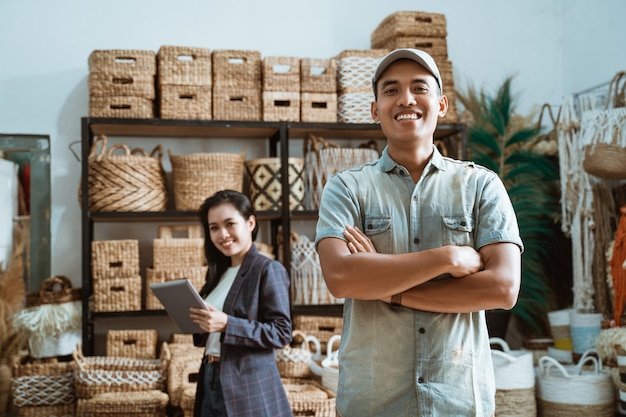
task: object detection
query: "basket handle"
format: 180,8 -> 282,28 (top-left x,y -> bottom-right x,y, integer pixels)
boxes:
305,335 -> 322,360
604,70 -> 626,109
538,355 -> 570,378
326,334 -> 341,359
158,224 -> 203,239
88,134 -> 108,160
38,275 -> 73,299
72,343 -> 85,369
105,143 -> 132,159
573,348 -> 601,374
303,133 -> 337,156
292,330 -> 310,351
149,144 -> 164,161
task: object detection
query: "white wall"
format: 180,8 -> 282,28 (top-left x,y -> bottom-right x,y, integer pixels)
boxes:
0,0 -> 625,287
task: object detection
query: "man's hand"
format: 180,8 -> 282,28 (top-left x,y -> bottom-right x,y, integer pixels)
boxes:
344,225 -> 377,254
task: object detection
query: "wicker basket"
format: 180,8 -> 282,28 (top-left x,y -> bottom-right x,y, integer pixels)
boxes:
88,72 -> 156,99
212,49 -> 261,89
145,266 -> 207,310
89,96 -> 154,119
373,35 -> 448,60
88,50 -> 157,75
11,357 -> 76,407
180,387 -> 197,417
91,239 -> 140,279
304,134 -> 379,210
212,86 -> 261,121
152,225 -> 205,270
75,390 -> 168,416
275,331 -> 313,378
336,92 -> 374,124
73,343 -> 169,399
262,91 -> 300,122
106,329 -> 159,359
85,135 -> 167,212
17,403 -> 76,417
92,275 -> 142,312
300,58 -> 337,93
262,56 -> 300,92
282,377 -> 336,417
293,315 -> 343,352
300,93 -> 337,123
370,11 -> 448,47
159,84 -> 212,120
167,354 -> 201,407
245,157 -> 305,211
169,149 -> 245,211
335,49 -> 389,94
157,45 -> 212,86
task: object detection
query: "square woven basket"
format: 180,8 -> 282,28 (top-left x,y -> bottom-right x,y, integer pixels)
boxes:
370,11 -> 448,47
301,92 -> 337,123
159,84 -> 212,120
11,357 -> 76,407
300,58 -> 337,93
92,275 -> 142,312
335,49 -> 389,94
374,35 -> 449,61
212,49 -> 261,89
88,49 -> 157,74
262,56 -> 301,92
89,96 -> 154,119
88,72 -> 156,99
262,91 -> 301,122
157,45 -> 212,86
106,329 -> 159,359
152,225 -> 205,270
212,86 -> 261,121
75,390 -> 169,415
91,239 -> 140,279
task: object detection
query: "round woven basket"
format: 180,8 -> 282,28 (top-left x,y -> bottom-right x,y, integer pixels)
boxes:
583,142 -> 626,179
85,135 -> 168,212
275,330 -> 312,378
169,149 -> 245,211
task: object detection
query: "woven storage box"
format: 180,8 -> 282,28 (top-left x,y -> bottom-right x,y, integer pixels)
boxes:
11,357 -> 76,407
85,135 -> 167,212
337,92 -> 374,124
73,343 -> 169,399
169,149 -> 245,210
212,49 -> 261,89
145,266 -> 207,310
246,157 -> 305,211
169,333 -> 194,344
75,390 -> 168,416
282,378 -> 336,417
152,225 -> 205,270
275,331 -> 313,378
180,387 -> 196,417
17,403 -> 76,417
300,92 -> 337,123
336,49 -> 388,94
88,50 -> 157,75
301,58 -> 337,93
167,354 -> 201,407
374,35 -> 449,60
89,96 -> 154,119
304,134 -> 379,210
88,72 -> 155,99
262,91 -> 300,122
370,11 -> 448,47
263,56 -> 300,92
92,275 -> 142,312
212,86 -> 261,121
157,45 -> 212,86
91,239 -> 139,279
438,60 -> 454,91
106,329 -> 159,359
159,84 -> 212,120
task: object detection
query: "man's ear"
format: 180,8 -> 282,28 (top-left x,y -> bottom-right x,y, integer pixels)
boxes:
371,101 -> 380,123
438,95 -> 449,117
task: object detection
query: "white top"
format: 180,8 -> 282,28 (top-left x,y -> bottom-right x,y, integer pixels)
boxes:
204,265 -> 240,357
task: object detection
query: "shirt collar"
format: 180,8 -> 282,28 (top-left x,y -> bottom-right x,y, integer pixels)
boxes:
379,144 -> 447,173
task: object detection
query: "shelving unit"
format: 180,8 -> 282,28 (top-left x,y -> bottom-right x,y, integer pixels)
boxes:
80,117 -> 466,354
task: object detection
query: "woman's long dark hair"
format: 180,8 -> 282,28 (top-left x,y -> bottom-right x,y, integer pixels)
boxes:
197,189 -> 258,296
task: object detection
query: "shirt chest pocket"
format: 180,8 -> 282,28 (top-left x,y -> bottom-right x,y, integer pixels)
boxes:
442,215 -> 474,246
363,216 -> 392,253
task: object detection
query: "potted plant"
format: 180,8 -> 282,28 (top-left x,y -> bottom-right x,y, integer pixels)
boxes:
457,77 -> 563,338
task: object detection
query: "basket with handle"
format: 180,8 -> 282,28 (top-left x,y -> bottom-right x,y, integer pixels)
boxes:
152,224 -> 205,270
275,330 -> 313,378
536,349 -> 614,417
11,356 -> 76,407
83,135 -> 168,212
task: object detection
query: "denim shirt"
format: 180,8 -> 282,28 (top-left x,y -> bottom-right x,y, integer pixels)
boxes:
315,146 -> 523,417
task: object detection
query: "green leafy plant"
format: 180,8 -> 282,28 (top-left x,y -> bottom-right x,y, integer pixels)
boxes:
457,77 -> 561,336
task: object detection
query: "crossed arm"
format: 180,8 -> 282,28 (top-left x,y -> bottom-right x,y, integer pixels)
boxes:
317,225 -> 521,313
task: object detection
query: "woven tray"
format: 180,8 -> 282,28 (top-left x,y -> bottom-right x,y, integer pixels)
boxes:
75,390 -> 168,415
262,91 -> 301,122
157,45 -> 212,86
281,377 -> 336,417
158,84 -> 212,120
85,135 -> 167,212
73,343 -> 169,399
212,49 -> 261,89
262,56 -> 300,92
88,49 -> 157,74
91,239 -> 140,279
300,58 -> 337,93
92,275 -> 142,312
12,357 -> 76,407
300,92 -> 337,123
106,329 -> 159,359
152,225 -> 205,270
169,149 -> 245,210
89,96 -> 154,119
370,11 -> 448,47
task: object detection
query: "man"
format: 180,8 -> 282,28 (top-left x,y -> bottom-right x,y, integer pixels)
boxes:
315,48 -> 523,416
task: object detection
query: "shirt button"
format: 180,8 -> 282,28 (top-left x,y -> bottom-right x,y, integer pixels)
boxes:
419,327 -> 425,334
414,238 -> 420,244
418,377 -> 425,384
367,224 -> 373,230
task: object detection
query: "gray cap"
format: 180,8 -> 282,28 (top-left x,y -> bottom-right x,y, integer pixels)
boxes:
371,48 -> 442,95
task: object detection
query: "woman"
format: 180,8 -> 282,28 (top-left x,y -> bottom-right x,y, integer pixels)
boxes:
189,189 -> 293,417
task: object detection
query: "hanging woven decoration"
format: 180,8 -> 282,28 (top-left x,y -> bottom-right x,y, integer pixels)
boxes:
611,205 -> 626,326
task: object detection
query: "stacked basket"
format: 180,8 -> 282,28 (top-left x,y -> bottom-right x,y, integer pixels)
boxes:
300,58 -> 338,123
146,225 -> 207,310
106,329 -> 159,359
262,56 -> 301,121
88,49 -> 156,119
335,49 -> 389,123
91,239 -> 142,312
370,11 -> 458,123
212,49 -> 262,121
157,45 -> 212,120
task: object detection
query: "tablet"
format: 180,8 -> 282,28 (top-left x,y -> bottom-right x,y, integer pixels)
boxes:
150,279 -> 208,334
